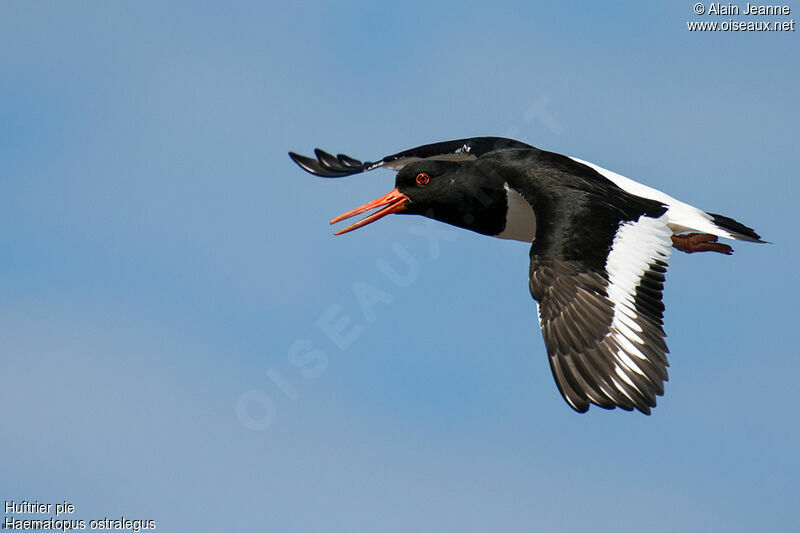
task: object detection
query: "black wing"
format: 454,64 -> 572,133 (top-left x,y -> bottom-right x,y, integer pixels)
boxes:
484,149 -> 674,414
288,137 -> 533,178
531,247 -> 671,415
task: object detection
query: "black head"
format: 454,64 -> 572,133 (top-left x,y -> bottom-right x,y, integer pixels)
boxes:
330,158 -> 509,236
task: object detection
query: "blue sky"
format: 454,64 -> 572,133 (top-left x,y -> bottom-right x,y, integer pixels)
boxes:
2,2 -> 798,531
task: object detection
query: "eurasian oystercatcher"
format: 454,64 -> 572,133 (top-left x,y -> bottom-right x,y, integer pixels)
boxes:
289,137 -> 764,414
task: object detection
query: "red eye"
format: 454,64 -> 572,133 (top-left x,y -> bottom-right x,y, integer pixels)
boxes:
415,173 -> 430,185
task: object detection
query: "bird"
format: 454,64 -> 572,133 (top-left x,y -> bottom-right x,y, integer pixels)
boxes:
289,137 -> 764,414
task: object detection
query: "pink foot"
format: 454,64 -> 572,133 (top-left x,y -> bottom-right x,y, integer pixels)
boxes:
671,233 -> 732,255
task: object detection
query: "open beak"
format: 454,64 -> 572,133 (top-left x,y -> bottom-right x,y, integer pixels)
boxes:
330,188 -> 409,235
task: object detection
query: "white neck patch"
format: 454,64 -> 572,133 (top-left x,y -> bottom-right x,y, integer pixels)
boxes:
496,184 -> 536,242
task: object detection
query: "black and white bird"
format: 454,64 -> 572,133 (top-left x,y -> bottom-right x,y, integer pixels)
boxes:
289,137 -> 764,414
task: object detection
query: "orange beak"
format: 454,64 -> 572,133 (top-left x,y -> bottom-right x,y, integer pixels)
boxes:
330,188 -> 409,235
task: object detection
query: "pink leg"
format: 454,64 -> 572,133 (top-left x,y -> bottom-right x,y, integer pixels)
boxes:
671,233 -> 733,255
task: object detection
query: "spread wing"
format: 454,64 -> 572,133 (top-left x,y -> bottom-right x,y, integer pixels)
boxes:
288,137 -> 533,178
530,213 -> 673,414
482,148 -> 676,414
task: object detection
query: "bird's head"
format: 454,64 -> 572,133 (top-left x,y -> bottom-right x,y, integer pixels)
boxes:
330,159 -> 509,236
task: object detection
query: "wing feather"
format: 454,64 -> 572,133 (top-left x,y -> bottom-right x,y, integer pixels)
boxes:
530,214 -> 674,414
289,137 -> 533,178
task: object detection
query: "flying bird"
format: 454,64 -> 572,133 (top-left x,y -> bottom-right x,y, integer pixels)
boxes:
289,137 -> 764,414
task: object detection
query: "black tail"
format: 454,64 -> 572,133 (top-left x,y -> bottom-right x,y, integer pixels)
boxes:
708,213 -> 765,243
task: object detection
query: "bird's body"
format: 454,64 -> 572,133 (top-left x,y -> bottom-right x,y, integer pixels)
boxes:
289,137 -> 764,414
